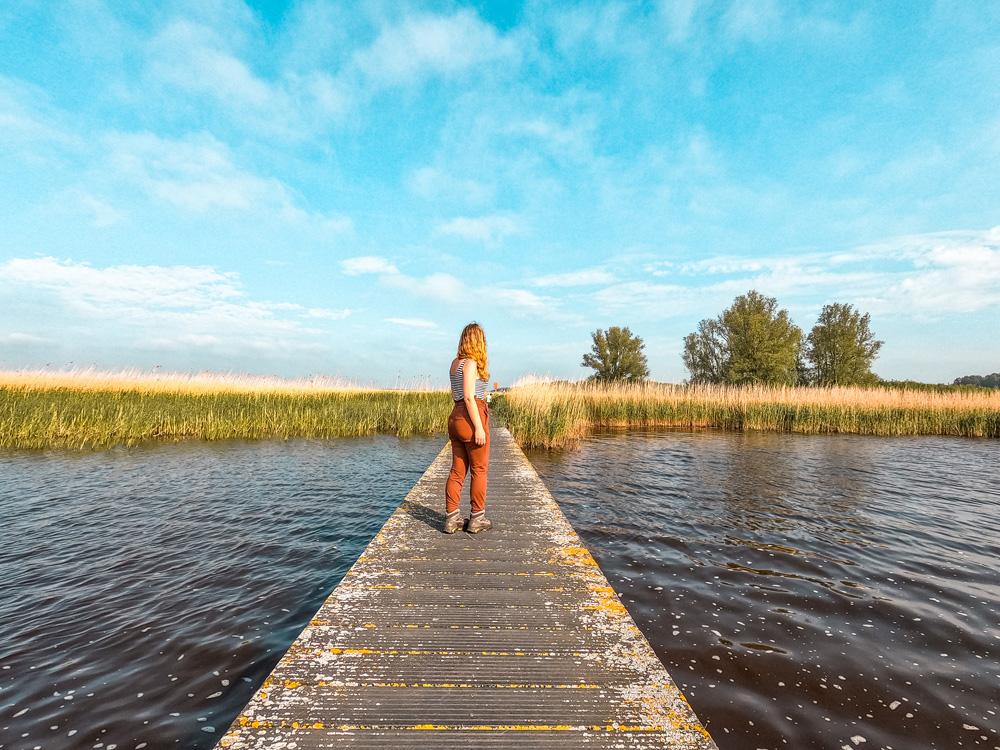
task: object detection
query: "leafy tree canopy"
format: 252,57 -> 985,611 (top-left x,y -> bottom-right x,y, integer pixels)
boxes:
683,290 -> 802,386
582,326 -> 649,382
682,318 -> 728,385
953,372 -> 1000,388
804,302 -> 883,386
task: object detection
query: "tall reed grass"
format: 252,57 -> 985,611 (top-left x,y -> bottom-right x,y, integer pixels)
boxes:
0,368 -> 452,450
492,381 -> 1000,448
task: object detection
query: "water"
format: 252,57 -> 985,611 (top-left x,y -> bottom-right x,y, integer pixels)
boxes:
2,431 -> 998,750
526,429 -> 1000,750
0,436 -> 443,750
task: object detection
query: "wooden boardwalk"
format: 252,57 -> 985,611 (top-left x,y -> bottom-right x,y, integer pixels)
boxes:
217,427 -> 717,749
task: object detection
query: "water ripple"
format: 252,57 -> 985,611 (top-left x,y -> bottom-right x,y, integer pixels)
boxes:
0,436 -> 442,750
527,428 -> 1000,750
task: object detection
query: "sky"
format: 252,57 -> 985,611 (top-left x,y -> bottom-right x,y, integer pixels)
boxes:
1,0 -> 999,386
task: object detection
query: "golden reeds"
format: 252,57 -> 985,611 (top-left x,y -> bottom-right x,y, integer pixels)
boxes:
492,381 -> 1000,448
0,367 -> 370,395
6,368 -> 997,451
0,368 -> 451,450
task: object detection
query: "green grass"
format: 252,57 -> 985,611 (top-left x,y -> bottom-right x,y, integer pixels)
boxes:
0,387 -> 453,450
492,381 -> 1000,448
7,372 -> 998,452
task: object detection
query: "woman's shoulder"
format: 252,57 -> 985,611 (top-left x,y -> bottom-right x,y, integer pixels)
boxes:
450,357 -> 467,375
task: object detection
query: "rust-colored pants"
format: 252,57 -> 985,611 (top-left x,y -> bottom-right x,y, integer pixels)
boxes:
446,399 -> 490,514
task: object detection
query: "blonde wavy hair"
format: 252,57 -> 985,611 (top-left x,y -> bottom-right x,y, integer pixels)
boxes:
457,322 -> 489,381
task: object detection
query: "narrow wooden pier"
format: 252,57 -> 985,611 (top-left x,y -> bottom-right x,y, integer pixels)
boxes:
217,427 -> 717,749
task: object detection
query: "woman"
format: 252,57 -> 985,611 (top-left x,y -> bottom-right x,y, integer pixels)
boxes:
444,323 -> 492,534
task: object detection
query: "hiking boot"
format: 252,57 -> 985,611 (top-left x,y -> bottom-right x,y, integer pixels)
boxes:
466,515 -> 493,533
443,513 -> 463,534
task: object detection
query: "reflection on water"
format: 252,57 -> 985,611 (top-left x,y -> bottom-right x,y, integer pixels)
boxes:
0,437 -> 442,750
527,429 -> 1000,750
2,430 -> 997,750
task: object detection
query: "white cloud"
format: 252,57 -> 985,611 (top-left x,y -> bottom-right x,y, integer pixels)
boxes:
406,166 -> 493,206
145,20 -> 350,133
594,280 -> 708,320
507,117 -> 595,161
0,332 -> 49,345
533,268 -> 616,286
862,227 -> 1000,314
644,260 -> 674,277
595,227 -> 1000,321
0,258 -> 347,358
336,255 -> 567,319
386,317 -> 437,328
354,11 -> 517,86
174,333 -> 222,348
107,131 -> 351,231
2,257 -> 243,309
656,0 -> 708,43
109,132 -> 271,212
436,215 -> 521,245
723,0 -> 784,43
78,193 -> 126,228
386,271 -> 468,302
341,256 -> 400,275
149,21 -> 276,111
487,287 -> 560,316
305,307 -> 351,320
0,75 -> 83,155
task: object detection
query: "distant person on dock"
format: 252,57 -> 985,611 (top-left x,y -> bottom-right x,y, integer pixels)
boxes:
445,323 -> 492,533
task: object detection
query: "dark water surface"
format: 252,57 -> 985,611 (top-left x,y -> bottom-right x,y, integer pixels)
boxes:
527,429 -> 1000,750
0,437 -> 443,750
2,432 -> 998,750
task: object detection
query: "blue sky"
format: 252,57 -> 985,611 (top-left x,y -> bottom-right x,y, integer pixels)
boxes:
2,0 -> 998,386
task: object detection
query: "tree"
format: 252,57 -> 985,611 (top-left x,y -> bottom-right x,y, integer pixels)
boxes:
682,318 -> 728,384
805,303 -> 883,386
723,291 -> 803,385
582,326 -> 649,382
954,373 -> 1000,388
683,290 -> 803,385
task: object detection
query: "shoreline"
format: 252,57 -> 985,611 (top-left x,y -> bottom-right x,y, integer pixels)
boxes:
492,381 -> 1000,448
3,373 -> 998,451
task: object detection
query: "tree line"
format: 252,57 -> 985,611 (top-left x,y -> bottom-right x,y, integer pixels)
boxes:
582,290 -> 885,386
953,373 -> 1000,389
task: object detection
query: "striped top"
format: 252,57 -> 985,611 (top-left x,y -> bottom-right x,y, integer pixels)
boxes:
450,358 -> 489,401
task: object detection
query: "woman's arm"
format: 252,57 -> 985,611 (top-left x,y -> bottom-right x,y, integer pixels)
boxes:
463,359 -> 487,446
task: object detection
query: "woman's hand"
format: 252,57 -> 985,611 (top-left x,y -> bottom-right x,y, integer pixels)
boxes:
474,426 -> 487,446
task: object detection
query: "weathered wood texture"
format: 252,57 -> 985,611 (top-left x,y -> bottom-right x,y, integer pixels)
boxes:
217,427 -> 717,749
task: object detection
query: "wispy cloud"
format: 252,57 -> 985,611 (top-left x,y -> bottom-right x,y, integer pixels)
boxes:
77,193 -> 126,228
145,19 -> 349,134
0,258 -> 347,357
2,257 -> 243,309
723,0 -> 784,43
860,227 -> 1000,315
336,254 -> 569,320
2,2 -> 998,381
0,332 -> 49,346
406,166 -> 493,206
353,11 -> 518,86
385,271 -> 468,302
108,131 -> 352,232
341,256 -> 399,275
533,268 -> 615,286
148,21 -> 279,113
305,307 -> 351,320
436,215 -> 521,245
386,317 -> 437,328
595,227 -> 1000,321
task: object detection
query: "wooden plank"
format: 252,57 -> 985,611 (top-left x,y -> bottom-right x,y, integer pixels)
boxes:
216,427 -> 717,749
